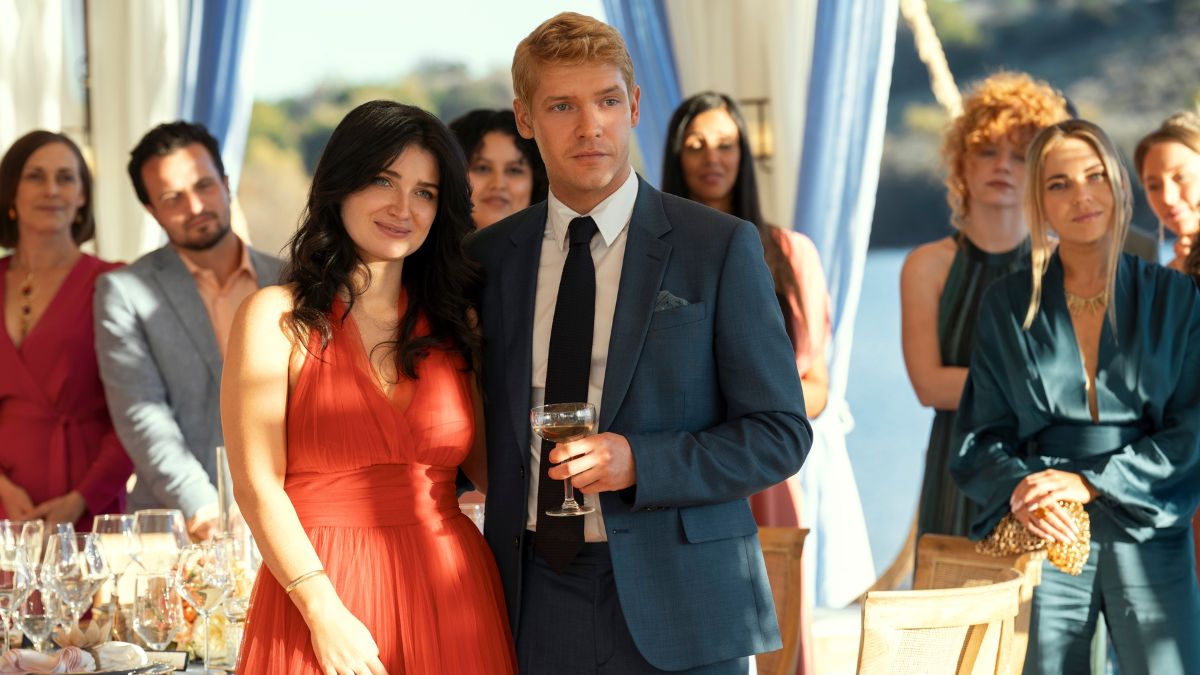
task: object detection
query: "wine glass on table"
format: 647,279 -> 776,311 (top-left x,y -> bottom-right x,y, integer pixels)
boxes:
174,542 -> 232,672
530,402 -> 597,516
14,586 -> 59,653
132,573 -> 183,651
41,532 -> 108,634
134,509 -> 188,574
0,522 -> 34,649
94,514 -> 140,638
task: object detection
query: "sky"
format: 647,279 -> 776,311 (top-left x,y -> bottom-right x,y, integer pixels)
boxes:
252,0 -> 607,101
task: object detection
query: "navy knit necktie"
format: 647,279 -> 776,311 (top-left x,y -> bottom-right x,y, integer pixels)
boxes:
535,216 -> 598,573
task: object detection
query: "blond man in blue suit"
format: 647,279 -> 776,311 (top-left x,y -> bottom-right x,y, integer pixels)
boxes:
466,13 -> 811,674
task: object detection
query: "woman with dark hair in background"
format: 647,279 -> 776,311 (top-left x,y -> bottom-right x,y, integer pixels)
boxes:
954,119 -> 1200,674
224,101 -> 516,674
1135,110 -> 1200,586
449,108 -> 547,228
662,91 -> 829,674
1135,112 -> 1200,273
0,130 -> 131,530
901,72 -> 1068,542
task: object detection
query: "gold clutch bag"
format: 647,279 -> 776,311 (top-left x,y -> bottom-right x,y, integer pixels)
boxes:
975,500 -> 1091,575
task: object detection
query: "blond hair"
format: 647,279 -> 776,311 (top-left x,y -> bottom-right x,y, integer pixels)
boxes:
942,71 -> 1069,229
512,12 -> 635,109
1022,120 -> 1133,330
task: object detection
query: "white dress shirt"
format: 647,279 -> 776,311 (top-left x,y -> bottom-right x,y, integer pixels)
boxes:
527,170 -> 638,542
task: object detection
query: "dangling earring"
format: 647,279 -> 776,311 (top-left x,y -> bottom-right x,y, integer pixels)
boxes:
6,207 -> 13,222
74,211 -> 83,225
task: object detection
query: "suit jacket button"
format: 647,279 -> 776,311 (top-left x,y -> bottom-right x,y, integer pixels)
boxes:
513,536 -> 520,549
519,466 -> 525,478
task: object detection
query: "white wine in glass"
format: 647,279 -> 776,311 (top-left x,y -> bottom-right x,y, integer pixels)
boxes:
530,402 -> 597,517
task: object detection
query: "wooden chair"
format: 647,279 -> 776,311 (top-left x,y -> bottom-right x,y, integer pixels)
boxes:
914,534 -> 1046,675
857,568 -> 1022,675
757,527 -> 809,675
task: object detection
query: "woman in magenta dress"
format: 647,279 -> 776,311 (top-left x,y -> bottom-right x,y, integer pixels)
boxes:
224,101 -> 516,674
0,130 -> 131,531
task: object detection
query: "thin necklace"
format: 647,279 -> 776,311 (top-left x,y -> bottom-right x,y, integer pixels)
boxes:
1065,288 -> 1108,315
9,258 -> 34,340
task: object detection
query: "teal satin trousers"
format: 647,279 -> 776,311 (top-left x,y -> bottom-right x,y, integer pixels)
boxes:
1023,507 -> 1200,675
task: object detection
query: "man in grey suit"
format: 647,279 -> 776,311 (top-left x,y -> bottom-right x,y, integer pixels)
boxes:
466,13 -> 811,674
95,122 -> 283,540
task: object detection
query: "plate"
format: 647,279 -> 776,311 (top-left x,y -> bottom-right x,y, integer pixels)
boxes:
47,665 -> 173,675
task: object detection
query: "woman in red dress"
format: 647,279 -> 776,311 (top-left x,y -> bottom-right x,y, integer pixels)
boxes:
224,101 -> 516,674
0,131 -> 131,531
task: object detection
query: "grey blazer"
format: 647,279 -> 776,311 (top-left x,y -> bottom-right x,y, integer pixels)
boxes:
94,244 -> 284,518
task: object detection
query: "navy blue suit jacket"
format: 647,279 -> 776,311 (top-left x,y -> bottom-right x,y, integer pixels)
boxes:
466,177 -> 811,670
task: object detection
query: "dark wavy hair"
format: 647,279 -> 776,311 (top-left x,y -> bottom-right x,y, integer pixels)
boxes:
660,92 -> 802,339
0,131 -> 95,248
128,121 -> 226,206
285,100 -> 480,377
449,108 -> 549,205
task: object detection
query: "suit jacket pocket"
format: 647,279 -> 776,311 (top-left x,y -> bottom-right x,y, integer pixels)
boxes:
649,301 -> 706,332
679,499 -> 758,543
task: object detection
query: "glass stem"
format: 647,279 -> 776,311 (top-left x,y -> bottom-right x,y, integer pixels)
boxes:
203,613 -> 210,670
562,478 -> 576,506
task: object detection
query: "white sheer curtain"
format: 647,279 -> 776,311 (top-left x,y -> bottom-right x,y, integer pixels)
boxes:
0,0 -> 87,163
86,0 -> 185,261
664,0 -> 817,228
666,0 -> 878,609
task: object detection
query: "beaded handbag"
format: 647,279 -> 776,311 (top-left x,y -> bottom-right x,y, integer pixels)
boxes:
975,500 -> 1091,575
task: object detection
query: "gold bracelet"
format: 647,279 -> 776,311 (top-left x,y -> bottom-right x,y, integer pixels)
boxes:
284,569 -> 326,594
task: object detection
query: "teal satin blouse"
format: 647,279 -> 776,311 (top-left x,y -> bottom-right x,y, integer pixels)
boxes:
952,252 -> 1200,542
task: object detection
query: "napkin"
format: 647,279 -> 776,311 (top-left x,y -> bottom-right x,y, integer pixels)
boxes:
92,642 -> 149,670
52,619 -> 112,650
0,646 -> 96,673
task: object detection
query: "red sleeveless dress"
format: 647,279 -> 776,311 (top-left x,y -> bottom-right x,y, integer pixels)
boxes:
237,300 -> 516,673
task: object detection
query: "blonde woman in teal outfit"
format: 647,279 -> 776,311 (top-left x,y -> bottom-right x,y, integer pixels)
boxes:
953,119 -> 1200,674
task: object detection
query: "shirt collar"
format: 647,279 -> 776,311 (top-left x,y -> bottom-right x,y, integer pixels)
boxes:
545,169 -> 639,250
176,234 -> 257,282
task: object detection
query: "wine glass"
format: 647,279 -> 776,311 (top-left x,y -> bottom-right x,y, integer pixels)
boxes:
530,402 -> 597,516
132,573 -> 183,650
41,532 -> 108,633
174,542 -> 232,670
93,515 -> 140,599
0,521 -> 35,649
14,586 -> 59,653
134,509 -> 188,573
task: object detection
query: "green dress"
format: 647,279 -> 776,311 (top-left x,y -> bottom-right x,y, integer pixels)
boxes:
915,234 -> 1029,541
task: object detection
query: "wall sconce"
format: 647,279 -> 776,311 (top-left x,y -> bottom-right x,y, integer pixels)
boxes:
738,97 -> 773,163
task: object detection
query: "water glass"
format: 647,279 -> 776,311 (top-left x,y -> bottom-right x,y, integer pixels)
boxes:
132,573 -> 182,650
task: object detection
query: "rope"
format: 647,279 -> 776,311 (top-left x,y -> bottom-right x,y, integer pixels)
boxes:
899,0 -> 963,117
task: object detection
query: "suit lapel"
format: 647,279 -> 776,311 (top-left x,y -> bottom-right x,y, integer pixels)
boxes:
248,248 -> 282,287
600,179 -> 672,432
151,247 -> 223,383
500,205 -> 546,459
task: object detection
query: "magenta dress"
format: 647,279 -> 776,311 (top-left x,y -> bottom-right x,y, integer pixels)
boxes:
0,255 -> 132,529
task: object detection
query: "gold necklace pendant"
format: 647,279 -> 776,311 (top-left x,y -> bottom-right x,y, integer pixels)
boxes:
15,268 -> 34,339
1065,289 -> 1108,315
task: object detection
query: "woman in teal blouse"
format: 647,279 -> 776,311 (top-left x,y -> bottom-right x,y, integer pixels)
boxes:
952,119 -> 1200,675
